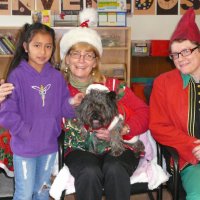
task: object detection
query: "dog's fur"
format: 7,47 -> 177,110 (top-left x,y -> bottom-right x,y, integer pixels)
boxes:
76,88 -> 144,157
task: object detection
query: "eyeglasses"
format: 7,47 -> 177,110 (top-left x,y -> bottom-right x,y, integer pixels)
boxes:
69,51 -> 96,61
169,46 -> 199,60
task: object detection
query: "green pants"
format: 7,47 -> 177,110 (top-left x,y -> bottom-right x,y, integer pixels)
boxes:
181,163 -> 200,200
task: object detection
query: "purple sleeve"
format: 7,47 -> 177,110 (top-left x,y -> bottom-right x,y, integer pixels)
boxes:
0,73 -> 30,139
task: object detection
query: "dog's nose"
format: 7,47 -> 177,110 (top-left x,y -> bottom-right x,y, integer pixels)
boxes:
92,113 -> 99,120
92,114 -> 98,119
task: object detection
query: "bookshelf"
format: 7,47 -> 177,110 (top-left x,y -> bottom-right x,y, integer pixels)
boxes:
0,27 -> 19,79
131,56 -> 174,79
0,26 -> 131,86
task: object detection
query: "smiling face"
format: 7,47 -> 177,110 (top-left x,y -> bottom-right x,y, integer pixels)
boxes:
171,40 -> 200,81
65,42 -> 99,82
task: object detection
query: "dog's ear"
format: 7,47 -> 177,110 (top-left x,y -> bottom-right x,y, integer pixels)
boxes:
107,91 -> 116,100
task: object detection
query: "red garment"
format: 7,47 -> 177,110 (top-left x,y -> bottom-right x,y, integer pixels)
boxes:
149,69 -> 198,170
170,8 -> 200,44
0,128 -> 14,176
68,77 -> 149,141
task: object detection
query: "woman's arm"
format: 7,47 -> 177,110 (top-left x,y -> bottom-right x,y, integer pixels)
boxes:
0,79 -> 14,103
119,86 -> 149,140
149,77 -> 198,165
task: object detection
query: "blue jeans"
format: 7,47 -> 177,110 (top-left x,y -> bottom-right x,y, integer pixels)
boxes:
13,152 -> 56,200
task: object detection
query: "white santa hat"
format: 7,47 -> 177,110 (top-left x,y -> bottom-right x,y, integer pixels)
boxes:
86,84 -> 109,94
60,8 -> 102,60
79,7 -> 98,27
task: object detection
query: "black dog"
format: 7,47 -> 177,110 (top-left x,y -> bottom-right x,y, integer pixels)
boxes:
76,85 -> 124,156
76,84 -> 145,157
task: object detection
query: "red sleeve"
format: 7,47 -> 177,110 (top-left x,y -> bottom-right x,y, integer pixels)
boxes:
119,87 -> 149,140
149,77 -> 198,165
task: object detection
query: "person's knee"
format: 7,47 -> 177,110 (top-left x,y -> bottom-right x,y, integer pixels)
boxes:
103,161 -> 123,176
33,182 -> 51,199
181,164 -> 200,200
83,164 -> 102,178
186,192 -> 200,200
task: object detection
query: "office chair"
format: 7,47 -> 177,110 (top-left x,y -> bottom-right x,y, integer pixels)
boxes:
159,144 -> 186,200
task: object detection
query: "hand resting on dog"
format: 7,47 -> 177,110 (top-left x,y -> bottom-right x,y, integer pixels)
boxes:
95,128 -> 111,142
95,124 -> 130,141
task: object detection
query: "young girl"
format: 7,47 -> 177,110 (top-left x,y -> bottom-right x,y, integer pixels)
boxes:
0,23 -> 81,200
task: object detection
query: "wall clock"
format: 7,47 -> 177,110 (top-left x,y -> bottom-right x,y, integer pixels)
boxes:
158,0 -> 177,9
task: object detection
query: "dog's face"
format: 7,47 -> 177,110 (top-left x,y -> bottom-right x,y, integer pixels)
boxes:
76,89 -> 118,129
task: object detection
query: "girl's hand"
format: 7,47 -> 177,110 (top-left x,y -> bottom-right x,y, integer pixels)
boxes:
69,93 -> 85,106
95,128 -> 111,142
192,140 -> 200,161
0,79 -> 14,103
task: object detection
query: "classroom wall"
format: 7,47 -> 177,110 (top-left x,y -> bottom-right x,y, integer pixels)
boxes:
0,14 -> 199,40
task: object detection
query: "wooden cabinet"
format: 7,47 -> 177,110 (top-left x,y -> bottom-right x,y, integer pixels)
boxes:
0,26 -> 131,86
54,27 -> 131,86
131,56 -> 174,79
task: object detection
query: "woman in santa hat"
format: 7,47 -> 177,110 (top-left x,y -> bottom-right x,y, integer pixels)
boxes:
51,8 -> 149,200
150,8 -> 200,200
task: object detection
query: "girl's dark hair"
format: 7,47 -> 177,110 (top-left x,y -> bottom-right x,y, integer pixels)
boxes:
8,23 -> 56,76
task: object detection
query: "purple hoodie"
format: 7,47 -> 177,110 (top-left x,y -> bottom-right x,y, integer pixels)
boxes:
0,60 -> 75,157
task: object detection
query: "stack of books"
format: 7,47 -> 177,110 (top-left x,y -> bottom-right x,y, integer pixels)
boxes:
0,35 -> 15,55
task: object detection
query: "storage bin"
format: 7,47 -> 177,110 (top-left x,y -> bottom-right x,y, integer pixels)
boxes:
132,40 -> 150,56
150,40 -> 170,56
131,78 -> 154,103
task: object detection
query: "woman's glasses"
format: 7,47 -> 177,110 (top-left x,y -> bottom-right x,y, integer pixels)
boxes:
169,46 -> 199,60
69,51 -> 96,61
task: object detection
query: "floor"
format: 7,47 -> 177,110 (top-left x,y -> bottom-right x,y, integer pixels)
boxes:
0,172 -> 14,199
0,172 -> 172,200
62,190 -> 172,200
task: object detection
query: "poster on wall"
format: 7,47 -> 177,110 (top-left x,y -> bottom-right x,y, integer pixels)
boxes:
12,0 -> 34,15
32,10 -> 51,27
126,0 -> 132,14
134,0 -> 155,15
180,0 -> 200,15
36,0 -> 60,15
61,0 -> 83,15
0,0 -> 11,15
86,0 -> 97,8
157,0 -> 178,15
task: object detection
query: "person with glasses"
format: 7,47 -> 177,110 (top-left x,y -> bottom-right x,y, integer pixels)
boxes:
49,15 -> 149,200
150,8 -> 200,200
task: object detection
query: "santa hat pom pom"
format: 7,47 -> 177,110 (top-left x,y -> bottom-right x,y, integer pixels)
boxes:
86,84 -> 110,94
79,8 -> 98,27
